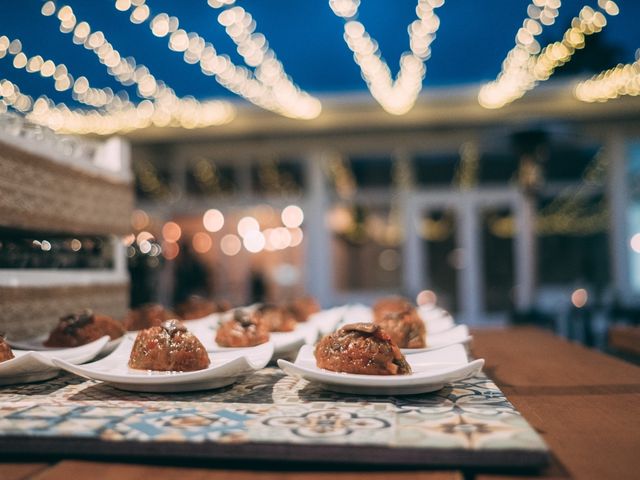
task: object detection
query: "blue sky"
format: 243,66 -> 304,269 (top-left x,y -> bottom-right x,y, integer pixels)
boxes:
1,0 -> 638,105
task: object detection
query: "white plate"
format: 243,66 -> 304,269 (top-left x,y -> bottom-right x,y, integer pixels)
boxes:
401,325 -> 472,354
51,335 -> 273,392
278,344 -> 484,395
7,333 -> 123,356
0,336 -> 109,386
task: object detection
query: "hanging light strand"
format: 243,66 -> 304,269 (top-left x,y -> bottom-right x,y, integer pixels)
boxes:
575,49 -> 640,102
479,0 -> 619,109
0,34 -> 130,110
329,0 -> 445,115
32,1 -> 235,133
114,0 -> 321,119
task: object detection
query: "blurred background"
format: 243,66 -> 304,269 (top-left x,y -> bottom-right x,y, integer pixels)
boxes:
1,0 -> 639,354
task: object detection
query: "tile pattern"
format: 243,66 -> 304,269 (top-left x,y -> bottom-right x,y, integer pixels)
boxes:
0,369 -> 547,453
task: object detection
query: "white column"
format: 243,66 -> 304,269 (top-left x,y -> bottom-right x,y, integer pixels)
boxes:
304,152 -> 333,307
403,195 -> 425,298
457,195 -> 482,325
515,192 -> 536,310
607,133 -> 631,303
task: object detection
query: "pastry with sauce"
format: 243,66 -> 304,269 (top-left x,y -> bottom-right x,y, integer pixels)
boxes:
128,320 -> 210,372
0,335 -> 15,362
44,310 -> 125,348
123,304 -> 178,331
215,308 -> 270,348
258,304 -> 297,332
175,295 -> 217,321
315,323 -> 411,375
289,296 -> 321,323
372,297 -> 426,349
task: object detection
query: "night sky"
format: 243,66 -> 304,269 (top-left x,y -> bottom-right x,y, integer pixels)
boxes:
1,0 -> 638,106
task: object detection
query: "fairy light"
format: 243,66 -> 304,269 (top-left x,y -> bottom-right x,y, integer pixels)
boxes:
479,1 -> 618,109
30,1 -> 235,133
115,1 -> 321,119
330,0 -> 445,115
0,34 -> 125,108
0,77 -> 32,112
575,49 -> 640,102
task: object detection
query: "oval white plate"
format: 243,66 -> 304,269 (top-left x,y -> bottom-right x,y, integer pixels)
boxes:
278,344 -> 484,395
401,325 -> 472,354
0,336 -> 109,386
51,335 -> 273,392
7,333 -> 123,356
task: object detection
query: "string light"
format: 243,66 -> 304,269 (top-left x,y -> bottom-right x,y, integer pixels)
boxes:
114,0 -> 321,119
479,1 -> 618,109
575,49 -> 640,102
0,77 -> 33,112
29,1 -> 235,133
330,0 -> 445,115
0,34 -> 126,108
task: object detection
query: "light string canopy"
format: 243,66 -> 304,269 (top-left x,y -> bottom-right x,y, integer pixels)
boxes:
0,34 -> 130,112
329,0 -> 445,115
114,0 -> 321,119
28,1 -> 235,134
575,48 -> 640,102
478,0 -> 619,109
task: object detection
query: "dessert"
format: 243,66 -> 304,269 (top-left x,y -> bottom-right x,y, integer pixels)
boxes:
215,308 -> 270,348
315,323 -> 411,375
372,297 -> 426,349
44,310 -> 125,348
123,304 -> 178,331
289,296 -> 321,322
258,304 -> 297,332
0,335 -> 14,362
175,295 -> 217,320
128,320 -> 210,372
215,300 -> 233,313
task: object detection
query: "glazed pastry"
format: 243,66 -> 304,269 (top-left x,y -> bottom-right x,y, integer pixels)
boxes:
44,310 -> 125,348
372,296 -> 415,323
0,335 -> 14,362
175,295 -> 217,320
315,323 -> 411,375
124,304 -> 178,331
258,304 -> 297,332
289,296 -> 321,322
215,300 -> 233,313
215,309 -> 270,347
128,320 -> 210,372
371,296 -> 426,348
374,309 -> 426,349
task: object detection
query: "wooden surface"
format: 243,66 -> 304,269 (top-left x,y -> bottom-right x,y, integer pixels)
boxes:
609,325 -> 640,356
2,326 -> 639,480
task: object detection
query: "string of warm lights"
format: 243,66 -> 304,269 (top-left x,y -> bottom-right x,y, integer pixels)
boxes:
113,0 -> 321,119
575,49 -> 640,102
329,0 -> 445,115
0,34 -> 130,110
478,0 -> 619,109
0,77 -> 33,113
23,1 -> 235,133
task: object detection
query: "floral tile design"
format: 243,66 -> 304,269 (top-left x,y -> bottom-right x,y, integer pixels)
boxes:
0,369 -> 547,456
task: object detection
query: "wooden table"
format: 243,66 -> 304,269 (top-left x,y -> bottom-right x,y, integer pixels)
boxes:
2,327 -> 639,480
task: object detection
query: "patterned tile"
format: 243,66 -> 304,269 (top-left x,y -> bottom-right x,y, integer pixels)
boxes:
0,369 -> 547,456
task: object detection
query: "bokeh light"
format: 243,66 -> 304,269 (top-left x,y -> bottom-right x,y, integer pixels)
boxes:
203,208 -> 224,232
